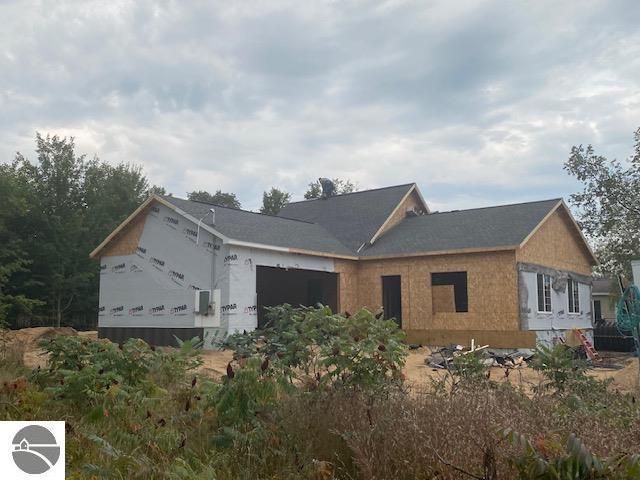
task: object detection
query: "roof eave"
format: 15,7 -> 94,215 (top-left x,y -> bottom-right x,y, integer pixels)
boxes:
359,244 -> 518,260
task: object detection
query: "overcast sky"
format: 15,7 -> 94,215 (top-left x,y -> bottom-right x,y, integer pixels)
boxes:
1,1 -> 639,211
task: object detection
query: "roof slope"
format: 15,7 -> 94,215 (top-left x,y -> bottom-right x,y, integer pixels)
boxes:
277,183 -> 415,251
361,199 -> 562,257
592,277 -> 615,295
161,196 -> 353,256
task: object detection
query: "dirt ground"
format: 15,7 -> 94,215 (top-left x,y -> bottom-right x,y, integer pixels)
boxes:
6,328 -> 640,393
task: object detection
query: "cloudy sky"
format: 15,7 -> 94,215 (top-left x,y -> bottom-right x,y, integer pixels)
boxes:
1,0 -> 639,211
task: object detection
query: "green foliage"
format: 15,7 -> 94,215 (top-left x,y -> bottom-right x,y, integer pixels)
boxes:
304,177 -> 357,199
224,305 -> 407,389
564,127 -> 640,276
2,133 -> 152,328
260,187 -> 291,215
531,343 -> 589,392
450,351 -> 491,384
503,428 -> 640,479
187,189 -> 241,209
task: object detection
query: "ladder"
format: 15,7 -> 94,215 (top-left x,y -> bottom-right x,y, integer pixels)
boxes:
573,329 -> 600,362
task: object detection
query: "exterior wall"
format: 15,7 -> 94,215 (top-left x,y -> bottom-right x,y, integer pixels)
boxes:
518,265 -> 592,344
101,210 -> 146,257
375,189 -> 426,239
224,245 -> 335,334
593,293 -> 616,323
99,202 -> 225,348
335,259 -> 359,314
344,250 -> 536,347
517,207 -> 593,275
515,207 -> 595,345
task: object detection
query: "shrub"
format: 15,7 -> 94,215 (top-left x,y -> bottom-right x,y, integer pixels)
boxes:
224,305 -> 407,390
531,342 -> 589,393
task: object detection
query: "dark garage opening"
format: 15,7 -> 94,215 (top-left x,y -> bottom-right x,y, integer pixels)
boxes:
256,266 -> 339,328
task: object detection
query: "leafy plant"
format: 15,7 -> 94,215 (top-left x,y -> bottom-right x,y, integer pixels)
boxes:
224,305 -> 407,389
502,428 -> 640,479
531,343 -> 589,393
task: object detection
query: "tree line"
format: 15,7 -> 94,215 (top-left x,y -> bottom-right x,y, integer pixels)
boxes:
2,130 -> 638,329
0,134 -> 356,329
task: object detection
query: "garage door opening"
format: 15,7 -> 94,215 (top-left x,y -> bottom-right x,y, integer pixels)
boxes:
256,266 -> 338,328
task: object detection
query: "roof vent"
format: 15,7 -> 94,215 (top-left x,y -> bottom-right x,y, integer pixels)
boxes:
319,178 -> 336,198
405,206 -> 424,217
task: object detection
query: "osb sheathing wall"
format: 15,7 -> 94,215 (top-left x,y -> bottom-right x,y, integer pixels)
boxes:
336,251 -> 529,346
101,209 -> 147,257
517,208 -> 594,275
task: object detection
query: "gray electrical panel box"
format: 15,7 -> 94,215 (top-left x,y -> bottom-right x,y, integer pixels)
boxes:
196,290 -> 211,314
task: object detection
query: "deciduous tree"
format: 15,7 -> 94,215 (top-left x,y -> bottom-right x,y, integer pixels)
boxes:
564,128 -> 640,276
187,190 -> 241,209
303,178 -> 357,199
260,187 -> 291,215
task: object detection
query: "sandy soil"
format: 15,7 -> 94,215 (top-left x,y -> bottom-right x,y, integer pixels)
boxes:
7,328 -> 640,392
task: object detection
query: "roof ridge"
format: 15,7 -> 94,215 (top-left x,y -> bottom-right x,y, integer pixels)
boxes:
429,197 -> 562,215
284,182 -> 415,205
161,195 -> 318,225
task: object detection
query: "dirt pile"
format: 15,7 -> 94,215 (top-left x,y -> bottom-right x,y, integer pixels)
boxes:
4,327 -> 98,368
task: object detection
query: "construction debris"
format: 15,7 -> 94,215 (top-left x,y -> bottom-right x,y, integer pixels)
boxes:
425,338 -> 534,370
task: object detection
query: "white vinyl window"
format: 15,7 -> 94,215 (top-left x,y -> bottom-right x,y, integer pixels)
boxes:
537,273 -> 552,312
568,278 -> 580,314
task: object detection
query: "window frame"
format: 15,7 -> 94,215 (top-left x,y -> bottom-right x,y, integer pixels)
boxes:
567,278 -> 580,314
536,273 -> 552,313
431,271 -> 468,313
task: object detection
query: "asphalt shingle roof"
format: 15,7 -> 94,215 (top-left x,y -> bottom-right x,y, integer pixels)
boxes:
277,183 -> 416,251
360,199 -> 562,256
160,193 -> 565,259
592,277 -> 615,295
161,196 -> 353,256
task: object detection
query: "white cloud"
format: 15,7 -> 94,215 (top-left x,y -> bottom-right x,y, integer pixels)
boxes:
1,0 -> 639,211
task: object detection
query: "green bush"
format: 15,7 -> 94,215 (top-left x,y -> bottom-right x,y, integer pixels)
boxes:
531,342 -> 590,393
224,305 -> 407,389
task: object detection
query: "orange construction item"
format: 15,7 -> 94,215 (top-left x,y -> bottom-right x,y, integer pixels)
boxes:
573,328 -> 600,362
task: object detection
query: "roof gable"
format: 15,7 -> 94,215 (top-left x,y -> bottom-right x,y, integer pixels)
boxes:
360,198 -> 565,257
278,183 -> 421,251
